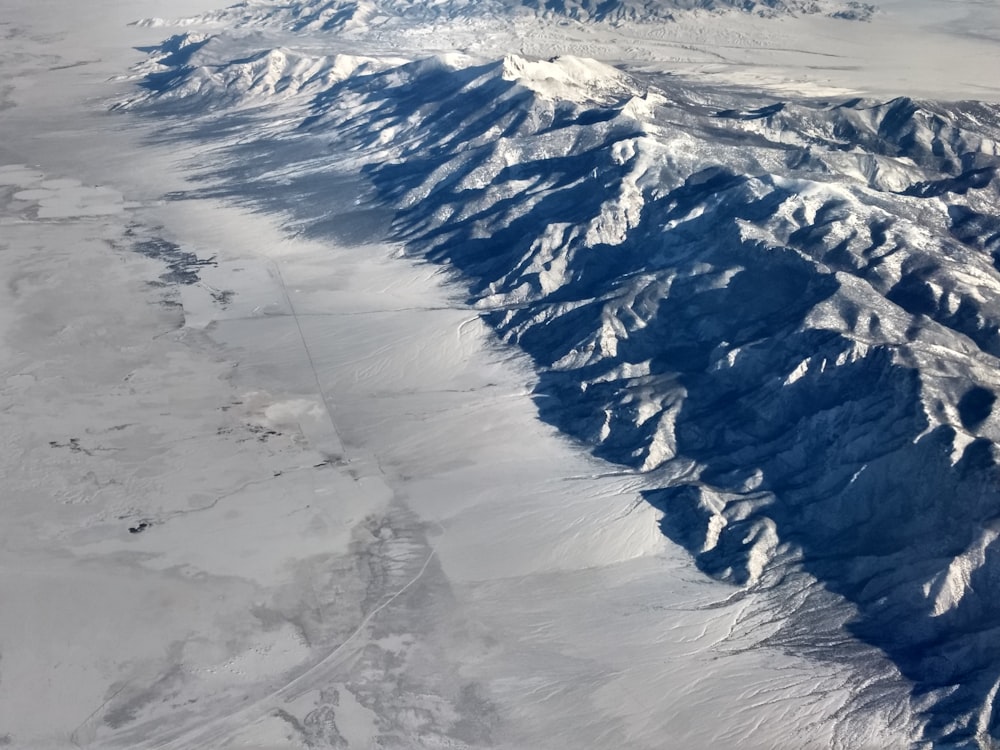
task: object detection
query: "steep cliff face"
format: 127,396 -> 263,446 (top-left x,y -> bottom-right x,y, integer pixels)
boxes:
124,29 -> 1000,746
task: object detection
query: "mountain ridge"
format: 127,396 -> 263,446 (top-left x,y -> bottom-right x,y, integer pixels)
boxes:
120,35 -> 1000,747
133,0 -> 876,32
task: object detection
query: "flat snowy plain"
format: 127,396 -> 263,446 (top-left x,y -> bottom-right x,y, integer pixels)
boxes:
2,0 -> 999,748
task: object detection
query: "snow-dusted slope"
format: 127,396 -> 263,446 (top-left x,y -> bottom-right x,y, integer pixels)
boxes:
122,34 -> 1000,745
117,33 -> 402,110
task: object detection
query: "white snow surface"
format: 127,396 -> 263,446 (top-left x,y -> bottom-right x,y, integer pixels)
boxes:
3,0 -> 1000,749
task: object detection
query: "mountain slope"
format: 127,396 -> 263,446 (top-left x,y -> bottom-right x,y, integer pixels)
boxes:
122,36 -> 1000,748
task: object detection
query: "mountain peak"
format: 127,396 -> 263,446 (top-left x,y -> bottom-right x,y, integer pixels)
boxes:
499,55 -> 640,102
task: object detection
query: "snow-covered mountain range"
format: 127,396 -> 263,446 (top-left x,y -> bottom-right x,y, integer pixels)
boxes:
111,1 -> 1000,746
135,0 -> 875,32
